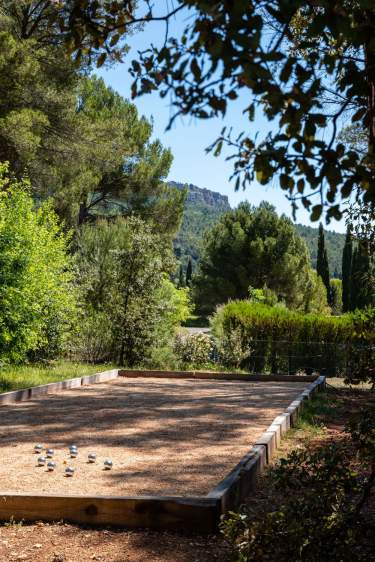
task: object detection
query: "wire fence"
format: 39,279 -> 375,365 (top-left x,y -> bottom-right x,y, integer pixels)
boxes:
209,338 -> 374,377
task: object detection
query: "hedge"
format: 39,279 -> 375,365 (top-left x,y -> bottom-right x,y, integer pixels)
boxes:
211,301 -> 375,379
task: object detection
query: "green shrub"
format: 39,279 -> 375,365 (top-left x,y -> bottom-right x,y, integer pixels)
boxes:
211,300 -> 375,379
221,408 -> 375,562
174,332 -> 214,368
0,163 -> 76,363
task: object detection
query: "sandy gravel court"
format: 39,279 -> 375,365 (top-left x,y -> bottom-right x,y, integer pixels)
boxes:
0,376 -> 307,496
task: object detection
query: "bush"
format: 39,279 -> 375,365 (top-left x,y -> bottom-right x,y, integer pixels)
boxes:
174,332 -> 214,368
221,408 -> 375,562
210,300 -> 375,379
0,164 -> 76,363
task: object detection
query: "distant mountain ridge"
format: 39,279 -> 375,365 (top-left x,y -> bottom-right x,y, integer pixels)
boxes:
169,181 -> 230,211
172,181 -> 345,277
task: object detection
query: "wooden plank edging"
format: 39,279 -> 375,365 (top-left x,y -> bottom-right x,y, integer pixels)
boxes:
118,369 -> 320,383
0,493 -> 220,533
205,375 -> 326,512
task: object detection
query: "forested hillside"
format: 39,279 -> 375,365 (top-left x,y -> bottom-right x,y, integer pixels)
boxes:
173,182 -> 346,277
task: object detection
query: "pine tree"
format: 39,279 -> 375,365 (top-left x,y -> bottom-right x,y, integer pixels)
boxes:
178,264 -> 185,288
342,226 -> 353,312
317,223 -> 331,305
186,257 -> 193,287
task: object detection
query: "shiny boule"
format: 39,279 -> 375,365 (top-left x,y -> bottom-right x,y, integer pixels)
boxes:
34,444 -> 43,454
69,446 -> 78,458
65,466 -> 75,477
46,448 -> 54,458
47,461 -> 56,471
103,459 -> 113,470
37,456 -> 46,466
88,453 -> 96,463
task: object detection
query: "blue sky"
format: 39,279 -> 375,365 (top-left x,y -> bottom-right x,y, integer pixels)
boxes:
98,14 -> 346,234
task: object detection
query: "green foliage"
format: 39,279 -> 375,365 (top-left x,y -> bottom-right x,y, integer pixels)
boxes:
222,446 -> 363,561
210,300 -> 375,378
185,257 -> 193,287
317,223 -> 332,305
0,5 -> 181,233
0,164 -> 76,363
248,286 -> 278,307
222,403 -> 375,562
342,227 -> 353,312
0,361 -> 115,394
193,202 -> 329,315
174,332 -> 214,368
76,217 -> 187,366
330,279 -> 343,316
345,308 -> 375,386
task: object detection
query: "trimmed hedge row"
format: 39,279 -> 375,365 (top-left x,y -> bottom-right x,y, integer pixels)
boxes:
211,302 -> 375,378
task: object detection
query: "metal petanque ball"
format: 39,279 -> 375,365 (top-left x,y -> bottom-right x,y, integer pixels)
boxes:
37,456 -> 46,467
88,453 -> 97,463
47,461 -> 56,472
46,448 -> 54,458
69,446 -> 78,458
65,466 -> 75,477
34,444 -> 43,454
104,459 -> 113,470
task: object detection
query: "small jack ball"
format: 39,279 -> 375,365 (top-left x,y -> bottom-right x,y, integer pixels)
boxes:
88,453 -> 96,463
65,466 -> 75,477
104,459 -> 113,470
37,456 -> 46,466
46,449 -> 54,458
34,444 -> 43,454
47,461 -> 56,471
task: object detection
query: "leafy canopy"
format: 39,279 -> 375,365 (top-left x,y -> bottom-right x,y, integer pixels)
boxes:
45,1 -> 375,222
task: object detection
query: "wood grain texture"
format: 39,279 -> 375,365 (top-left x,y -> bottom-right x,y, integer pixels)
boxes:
0,494 -> 220,533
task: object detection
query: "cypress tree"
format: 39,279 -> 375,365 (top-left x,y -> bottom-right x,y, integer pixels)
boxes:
351,241 -> 372,310
317,223 -> 331,305
186,257 -> 193,287
342,226 -> 353,312
350,246 -> 360,310
178,264 -> 185,288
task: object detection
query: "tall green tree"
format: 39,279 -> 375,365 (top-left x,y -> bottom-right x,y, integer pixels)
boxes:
342,227 -> 353,313
186,257 -> 193,287
317,223 -> 331,306
351,241 -> 374,310
178,265 -> 185,288
76,217 -> 189,366
194,202 -> 328,314
0,6 -> 183,233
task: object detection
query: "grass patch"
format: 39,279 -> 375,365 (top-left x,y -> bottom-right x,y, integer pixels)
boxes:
0,361 -> 116,394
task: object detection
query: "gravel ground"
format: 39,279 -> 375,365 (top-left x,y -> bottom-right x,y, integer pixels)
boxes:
0,377 -> 306,497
